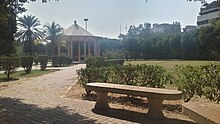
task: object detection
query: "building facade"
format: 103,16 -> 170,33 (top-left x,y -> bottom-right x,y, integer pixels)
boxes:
152,22 -> 181,33
183,25 -> 197,32
197,0 -> 220,28
61,21 -> 101,62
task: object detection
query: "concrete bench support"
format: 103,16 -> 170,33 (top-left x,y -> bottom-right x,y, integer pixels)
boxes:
147,98 -> 164,119
94,91 -> 109,109
86,83 -> 182,119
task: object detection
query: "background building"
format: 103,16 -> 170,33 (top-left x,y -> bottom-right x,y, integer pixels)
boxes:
152,22 -> 181,33
197,0 -> 220,28
61,21 -> 101,62
183,25 -> 197,32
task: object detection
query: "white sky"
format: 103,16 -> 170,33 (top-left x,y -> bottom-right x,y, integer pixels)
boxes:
20,0 -> 215,38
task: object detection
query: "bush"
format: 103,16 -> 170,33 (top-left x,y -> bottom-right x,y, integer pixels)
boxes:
105,59 -> 124,66
173,65 -> 202,102
52,56 -> 72,67
111,64 -> 169,87
20,56 -> 33,74
173,64 -> 220,103
77,67 -> 110,95
38,55 -> 49,71
77,64 -> 170,95
102,49 -> 125,59
135,64 -> 171,88
111,64 -> 138,85
86,57 -> 124,68
86,57 -> 105,68
0,57 -> 20,80
34,57 -> 38,65
200,64 -> 220,103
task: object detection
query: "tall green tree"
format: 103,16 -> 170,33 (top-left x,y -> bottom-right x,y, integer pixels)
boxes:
0,0 -> 59,56
16,15 -> 44,55
44,21 -> 63,56
0,1 -> 17,56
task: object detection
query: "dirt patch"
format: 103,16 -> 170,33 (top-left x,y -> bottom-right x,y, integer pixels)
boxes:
66,82 -> 194,121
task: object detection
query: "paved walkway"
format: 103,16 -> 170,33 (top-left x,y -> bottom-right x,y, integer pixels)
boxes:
0,64 -> 195,124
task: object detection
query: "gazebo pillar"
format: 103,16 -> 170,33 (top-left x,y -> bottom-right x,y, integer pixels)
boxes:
70,42 -> 73,59
58,45 -> 61,57
84,41 -> 87,61
88,42 -> 91,57
98,42 -> 100,56
78,41 -> 81,62
67,41 -> 70,58
94,41 -> 97,56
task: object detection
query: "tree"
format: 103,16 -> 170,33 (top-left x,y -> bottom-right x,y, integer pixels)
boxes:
196,19 -> 220,60
44,21 -> 63,56
0,1 -> 17,56
0,0 -> 59,56
16,15 -> 44,55
181,30 -> 199,59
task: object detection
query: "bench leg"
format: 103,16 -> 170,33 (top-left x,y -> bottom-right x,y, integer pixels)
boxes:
146,98 -> 164,119
94,91 -> 109,109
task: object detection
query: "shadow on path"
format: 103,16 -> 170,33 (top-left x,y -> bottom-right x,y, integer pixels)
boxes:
0,97 -> 95,124
92,108 -> 195,124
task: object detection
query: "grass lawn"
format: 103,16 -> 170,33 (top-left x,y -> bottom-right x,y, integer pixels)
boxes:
0,69 -> 59,82
125,60 -> 220,70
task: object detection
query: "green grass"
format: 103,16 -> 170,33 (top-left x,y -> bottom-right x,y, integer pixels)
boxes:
125,60 -> 220,70
0,69 -> 59,82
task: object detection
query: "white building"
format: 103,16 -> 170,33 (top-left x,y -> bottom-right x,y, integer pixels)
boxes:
183,25 -> 197,32
152,22 -> 181,33
197,0 -> 220,28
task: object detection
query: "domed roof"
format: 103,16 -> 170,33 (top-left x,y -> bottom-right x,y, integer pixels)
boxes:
63,21 -> 93,36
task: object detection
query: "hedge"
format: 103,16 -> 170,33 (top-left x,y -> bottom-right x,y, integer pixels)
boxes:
86,57 -> 124,68
52,56 -> 72,67
38,55 -> 49,71
173,64 -> 220,103
77,67 -> 110,94
77,64 -> 170,95
78,63 -> 220,103
20,56 -> 33,74
0,57 -> 20,80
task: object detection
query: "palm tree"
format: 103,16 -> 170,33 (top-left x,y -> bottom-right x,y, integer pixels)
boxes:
44,21 -> 63,56
16,15 -> 44,55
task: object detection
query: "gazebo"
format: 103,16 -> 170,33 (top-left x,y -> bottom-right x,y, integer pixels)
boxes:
61,21 -> 102,62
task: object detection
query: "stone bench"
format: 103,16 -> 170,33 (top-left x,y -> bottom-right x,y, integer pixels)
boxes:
86,82 -> 182,119
182,101 -> 220,124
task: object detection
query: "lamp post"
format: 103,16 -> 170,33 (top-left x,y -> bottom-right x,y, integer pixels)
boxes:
84,18 -> 88,30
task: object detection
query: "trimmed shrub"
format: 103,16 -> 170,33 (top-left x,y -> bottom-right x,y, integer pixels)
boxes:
135,64 -> 171,88
105,59 -> 124,66
20,56 -> 33,74
173,65 -> 203,102
52,56 -> 72,67
111,64 -> 169,87
86,57 -> 124,68
77,67 -> 110,95
86,57 -> 105,68
77,64 -> 170,95
34,57 -> 38,65
0,57 -> 20,80
52,56 -> 60,67
200,64 -> 220,103
111,64 -> 138,85
38,55 -> 49,71
173,64 -> 220,103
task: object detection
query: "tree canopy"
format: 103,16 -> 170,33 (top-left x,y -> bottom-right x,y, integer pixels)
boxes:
16,15 -> 44,55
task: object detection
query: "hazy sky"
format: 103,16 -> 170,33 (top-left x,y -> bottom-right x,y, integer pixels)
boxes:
20,0 -> 213,38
